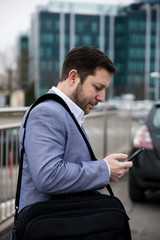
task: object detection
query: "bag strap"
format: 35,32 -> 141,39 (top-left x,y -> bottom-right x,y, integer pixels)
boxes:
15,93 -> 114,212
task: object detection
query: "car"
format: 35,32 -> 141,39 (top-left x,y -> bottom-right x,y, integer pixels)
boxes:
106,105 -> 118,111
129,102 -> 160,202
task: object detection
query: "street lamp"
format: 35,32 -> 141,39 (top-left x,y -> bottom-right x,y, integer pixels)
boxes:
150,72 -> 160,101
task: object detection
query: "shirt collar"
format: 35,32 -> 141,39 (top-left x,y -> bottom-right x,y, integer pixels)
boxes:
51,86 -> 86,125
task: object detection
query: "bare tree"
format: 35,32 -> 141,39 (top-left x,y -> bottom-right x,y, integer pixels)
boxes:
0,47 -> 19,105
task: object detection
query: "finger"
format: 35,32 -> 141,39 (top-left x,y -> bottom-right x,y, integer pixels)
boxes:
120,161 -> 133,168
110,153 -> 128,160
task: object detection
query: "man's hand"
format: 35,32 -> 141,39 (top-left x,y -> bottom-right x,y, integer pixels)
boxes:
104,153 -> 133,182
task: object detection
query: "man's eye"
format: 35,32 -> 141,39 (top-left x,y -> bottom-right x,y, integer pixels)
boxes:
95,86 -> 101,91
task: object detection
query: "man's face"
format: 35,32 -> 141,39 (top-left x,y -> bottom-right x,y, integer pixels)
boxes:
71,68 -> 111,114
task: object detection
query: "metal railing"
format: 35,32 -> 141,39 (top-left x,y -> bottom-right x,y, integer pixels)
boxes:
0,124 -> 20,225
0,108 -> 133,228
0,108 -> 27,231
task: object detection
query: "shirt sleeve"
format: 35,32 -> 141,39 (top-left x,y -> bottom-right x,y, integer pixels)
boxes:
103,160 -> 111,177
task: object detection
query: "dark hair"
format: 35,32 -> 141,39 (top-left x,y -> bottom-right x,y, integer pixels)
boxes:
60,46 -> 116,83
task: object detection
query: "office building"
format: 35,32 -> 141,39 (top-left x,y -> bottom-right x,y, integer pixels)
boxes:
27,1 -> 160,100
17,35 -> 29,89
114,2 -> 160,99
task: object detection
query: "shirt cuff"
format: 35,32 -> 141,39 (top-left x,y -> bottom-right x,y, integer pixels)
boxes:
103,159 -> 111,177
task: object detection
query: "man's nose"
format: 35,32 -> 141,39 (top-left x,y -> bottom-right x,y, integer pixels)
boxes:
96,90 -> 105,102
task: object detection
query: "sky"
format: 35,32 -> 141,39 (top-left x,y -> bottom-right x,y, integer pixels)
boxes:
0,0 -> 49,53
0,0 -> 134,71
0,0 -> 135,53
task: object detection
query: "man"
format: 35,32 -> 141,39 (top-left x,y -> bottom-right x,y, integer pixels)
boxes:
19,46 -> 132,212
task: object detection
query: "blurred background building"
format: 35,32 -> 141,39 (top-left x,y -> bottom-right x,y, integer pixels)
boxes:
17,36 -> 29,90
16,0 -> 160,104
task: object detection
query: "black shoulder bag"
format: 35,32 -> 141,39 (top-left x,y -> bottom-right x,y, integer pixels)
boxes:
12,93 -> 132,240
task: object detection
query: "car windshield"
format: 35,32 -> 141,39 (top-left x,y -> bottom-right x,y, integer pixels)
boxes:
153,107 -> 160,128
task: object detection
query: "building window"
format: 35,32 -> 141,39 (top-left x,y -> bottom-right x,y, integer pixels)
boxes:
130,34 -> 145,45
96,36 -> 99,47
21,41 -> 28,49
41,33 -> 53,44
47,60 -> 53,71
91,22 -> 98,33
65,34 -> 69,45
119,50 -> 126,59
129,48 -> 134,58
55,61 -> 59,71
46,47 -> 52,57
128,62 -> 135,71
77,22 -> 84,32
129,20 -> 137,31
43,20 -> 52,30
40,47 -> 45,58
41,60 -> 46,71
55,21 -> 60,31
151,35 -> 155,45
55,35 -> 60,44
139,21 -> 145,31
117,63 -> 123,73
75,35 -> 80,45
129,48 -> 145,59
151,21 -> 156,32
137,62 -> 144,72
150,62 -> 155,72
151,48 -> 155,58
82,35 -> 91,45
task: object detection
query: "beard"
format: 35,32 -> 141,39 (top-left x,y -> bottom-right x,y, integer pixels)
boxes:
71,83 -> 90,114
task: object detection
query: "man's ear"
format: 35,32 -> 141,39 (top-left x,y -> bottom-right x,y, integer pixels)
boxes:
68,69 -> 79,86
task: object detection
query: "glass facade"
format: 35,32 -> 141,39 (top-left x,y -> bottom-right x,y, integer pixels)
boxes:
39,12 -> 60,96
75,15 -> 99,48
17,36 -> 29,89
114,11 -> 147,98
127,12 -> 146,99
114,4 -> 160,100
27,1 -> 160,100
114,16 -> 128,95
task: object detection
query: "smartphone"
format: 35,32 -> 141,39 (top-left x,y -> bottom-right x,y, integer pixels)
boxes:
126,147 -> 144,161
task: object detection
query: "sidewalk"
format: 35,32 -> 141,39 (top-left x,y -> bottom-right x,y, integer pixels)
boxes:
0,224 -> 12,240
0,217 -> 13,240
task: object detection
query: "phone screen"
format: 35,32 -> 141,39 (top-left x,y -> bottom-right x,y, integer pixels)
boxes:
126,147 -> 144,161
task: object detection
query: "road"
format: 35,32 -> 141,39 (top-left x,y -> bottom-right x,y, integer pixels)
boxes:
101,174 -> 160,240
0,167 -> 18,202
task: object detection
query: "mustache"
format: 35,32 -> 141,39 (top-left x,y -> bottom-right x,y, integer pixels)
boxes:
90,102 -> 98,106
